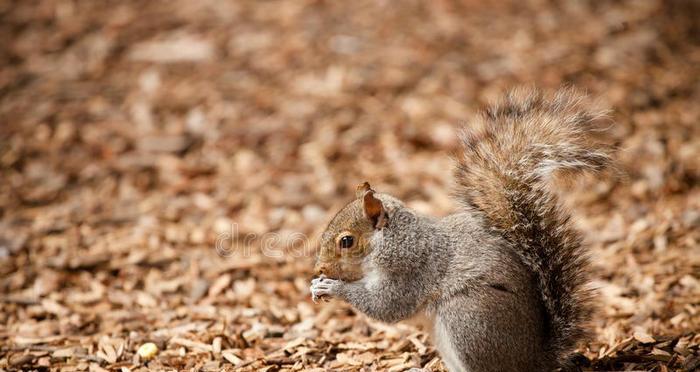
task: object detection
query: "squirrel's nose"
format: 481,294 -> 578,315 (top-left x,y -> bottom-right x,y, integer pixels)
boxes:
313,263 -> 328,277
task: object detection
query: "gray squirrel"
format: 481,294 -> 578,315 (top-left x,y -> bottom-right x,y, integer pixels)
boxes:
310,87 -> 614,372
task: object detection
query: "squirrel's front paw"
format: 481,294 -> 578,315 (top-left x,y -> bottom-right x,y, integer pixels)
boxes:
310,275 -> 342,303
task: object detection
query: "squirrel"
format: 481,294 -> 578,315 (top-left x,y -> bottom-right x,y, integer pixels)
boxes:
310,87 -> 614,372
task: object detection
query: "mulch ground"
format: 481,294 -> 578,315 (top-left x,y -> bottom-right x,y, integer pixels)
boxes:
1,1 -> 699,371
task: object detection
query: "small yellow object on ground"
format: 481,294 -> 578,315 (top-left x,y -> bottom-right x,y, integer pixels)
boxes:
137,342 -> 159,360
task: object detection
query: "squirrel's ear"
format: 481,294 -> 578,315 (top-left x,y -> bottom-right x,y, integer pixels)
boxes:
362,189 -> 387,229
356,182 -> 372,199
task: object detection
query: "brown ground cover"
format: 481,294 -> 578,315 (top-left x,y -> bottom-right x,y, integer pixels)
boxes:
1,1 -> 698,371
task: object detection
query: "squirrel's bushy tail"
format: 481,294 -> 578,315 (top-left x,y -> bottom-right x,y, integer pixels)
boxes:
455,87 -> 613,367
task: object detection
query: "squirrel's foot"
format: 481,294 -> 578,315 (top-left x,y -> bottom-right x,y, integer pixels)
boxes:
310,275 -> 342,303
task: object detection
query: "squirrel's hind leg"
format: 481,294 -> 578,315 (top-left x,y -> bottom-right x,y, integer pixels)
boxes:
433,314 -> 468,372
433,288 -> 546,372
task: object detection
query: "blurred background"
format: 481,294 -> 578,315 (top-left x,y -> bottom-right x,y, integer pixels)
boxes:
1,0 -> 698,371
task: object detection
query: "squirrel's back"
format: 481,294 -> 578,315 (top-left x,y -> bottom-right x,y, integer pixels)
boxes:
454,87 -> 613,367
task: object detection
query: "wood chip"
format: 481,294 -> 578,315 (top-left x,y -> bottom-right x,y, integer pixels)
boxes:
170,337 -> 213,353
222,350 -> 243,366
634,330 -> 656,344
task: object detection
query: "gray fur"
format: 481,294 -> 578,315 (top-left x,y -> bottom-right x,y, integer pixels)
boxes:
313,210 -> 550,371
311,87 -> 613,371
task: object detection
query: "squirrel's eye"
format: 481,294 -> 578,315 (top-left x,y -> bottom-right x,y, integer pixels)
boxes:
338,235 -> 355,249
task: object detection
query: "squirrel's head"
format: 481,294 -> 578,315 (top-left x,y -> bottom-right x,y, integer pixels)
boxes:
314,182 -> 393,281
